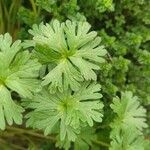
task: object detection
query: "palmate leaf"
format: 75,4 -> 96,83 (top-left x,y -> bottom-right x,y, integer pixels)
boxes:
110,127 -> 145,150
0,33 -> 41,98
0,33 -> 41,129
6,50 -> 41,98
110,92 -> 148,150
0,85 -> 24,130
110,91 -> 147,134
23,82 -> 103,141
29,20 -> 107,93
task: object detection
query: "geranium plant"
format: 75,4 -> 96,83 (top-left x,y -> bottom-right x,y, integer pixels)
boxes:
0,18 -> 149,150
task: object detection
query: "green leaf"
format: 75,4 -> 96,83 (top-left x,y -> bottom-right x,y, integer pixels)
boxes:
0,33 -> 21,70
56,126 -> 97,150
110,128 -> 145,150
74,127 -> 96,150
110,91 -> 147,134
0,85 -> 24,130
24,82 -> 103,141
42,60 -> 83,93
0,33 -> 41,98
29,20 -> 107,93
0,33 -> 41,129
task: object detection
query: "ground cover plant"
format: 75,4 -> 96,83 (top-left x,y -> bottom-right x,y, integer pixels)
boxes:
0,0 -> 150,150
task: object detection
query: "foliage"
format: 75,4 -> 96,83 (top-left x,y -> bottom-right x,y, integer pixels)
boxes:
28,20 -> 107,93
110,91 -> 147,150
0,0 -> 149,149
110,91 -> 147,133
0,33 -> 41,130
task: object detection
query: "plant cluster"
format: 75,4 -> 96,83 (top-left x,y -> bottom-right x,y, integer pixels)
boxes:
0,0 -> 150,150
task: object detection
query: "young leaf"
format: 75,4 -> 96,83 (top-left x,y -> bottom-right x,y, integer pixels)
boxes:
23,82 -> 103,141
28,20 -> 107,93
110,127 -> 145,150
110,91 -> 147,134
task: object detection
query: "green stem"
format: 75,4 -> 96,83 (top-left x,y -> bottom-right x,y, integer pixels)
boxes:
29,0 -> 37,15
0,0 -> 9,33
6,126 -> 110,147
21,134 -> 38,149
96,124 -> 110,129
6,126 -> 56,142
92,139 -> 110,147
107,52 -> 113,62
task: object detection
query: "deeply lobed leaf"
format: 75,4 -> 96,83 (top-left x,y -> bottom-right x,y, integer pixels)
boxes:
28,20 -> 107,93
0,33 -> 41,129
110,91 -> 147,134
23,82 -> 103,141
